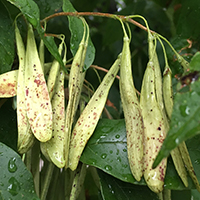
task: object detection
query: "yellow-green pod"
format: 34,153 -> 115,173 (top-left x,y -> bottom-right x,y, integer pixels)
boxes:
119,33 -> 144,181
25,23 -> 52,142
0,70 -> 18,97
162,63 -> 188,187
15,21 -> 35,153
68,54 -> 121,171
170,148 -> 188,187
163,66 -> 173,119
43,69 -> 66,168
179,142 -> 200,192
65,19 -> 88,168
140,61 -> 167,193
47,40 -> 64,100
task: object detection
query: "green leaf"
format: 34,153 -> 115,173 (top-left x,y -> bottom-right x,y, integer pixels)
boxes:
0,142 -> 40,199
7,0 -> 40,27
175,0 -> 200,41
62,0 -> 95,70
154,77 -> 200,168
34,0 -> 62,19
189,52 -> 200,71
7,0 -> 66,73
0,1 -> 15,74
80,118 -> 196,190
98,169 -> 159,200
0,99 -> 17,151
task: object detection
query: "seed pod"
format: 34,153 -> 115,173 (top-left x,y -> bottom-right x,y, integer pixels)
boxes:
162,63 -> 188,187
148,34 -> 167,124
15,21 -> 35,153
47,41 -> 64,100
170,148 -> 188,187
140,61 -> 167,193
179,142 -> 200,192
41,69 -> 66,168
39,39 -> 45,72
25,23 -> 52,142
68,54 -> 121,171
70,163 -> 86,200
163,66 -> 173,119
119,34 -> 144,181
0,70 -> 18,97
65,19 -> 88,168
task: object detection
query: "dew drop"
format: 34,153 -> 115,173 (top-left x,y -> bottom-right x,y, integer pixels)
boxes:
8,157 -> 17,173
7,177 -> 21,196
115,134 -> 120,139
117,156 -> 121,162
195,159 -> 200,165
104,165 -> 112,171
90,159 -> 97,165
123,148 -> 127,152
101,153 -> 107,159
116,149 -> 119,155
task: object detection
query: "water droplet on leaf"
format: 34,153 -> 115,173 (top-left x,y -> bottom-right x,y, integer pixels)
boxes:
8,157 -> 17,173
7,177 -> 21,196
115,134 -> 120,139
104,165 -> 112,171
101,153 -> 107,159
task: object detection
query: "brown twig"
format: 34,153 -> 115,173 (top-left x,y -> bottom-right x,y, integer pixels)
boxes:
91,65 -> 120,80
41,12 -> 154,33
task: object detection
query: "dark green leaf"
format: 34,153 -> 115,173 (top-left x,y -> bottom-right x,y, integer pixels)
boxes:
34,0 -> 62,19
80,119 -> 141,185
80,118 -> 196,190
0,99 -> 17,151
62,0 -> 95,70
154,77 -> 200,167
189,52 -> 200,71
0,1 -> 15,74
175,0 -> 200,41
0,142 -> 40,199
7,0 -> 40,27
98,169 -> 159,200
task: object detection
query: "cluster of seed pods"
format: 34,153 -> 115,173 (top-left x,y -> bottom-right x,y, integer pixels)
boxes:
0,15 -> 199,195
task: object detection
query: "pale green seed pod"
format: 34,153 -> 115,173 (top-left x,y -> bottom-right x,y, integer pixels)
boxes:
179,142 -> 200,192
68,54 -> 121,171
140,61 -> 167,193
15,21 -> 35,154
47,41 -> 64,100
42,69 -> 66,168
162,62 -> 189,187
119,34 -> 144,181
65,19 -> 88,168
170,148 -> 188,187
39,39 -> 45,72
0,70 -> 18,97
25,23 -> 52,142
163,67 -> 173,119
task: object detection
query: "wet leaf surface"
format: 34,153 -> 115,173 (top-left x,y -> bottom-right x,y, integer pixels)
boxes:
0,142 -> 40,199
98,169 -> 159,200
80,118 -> 200,190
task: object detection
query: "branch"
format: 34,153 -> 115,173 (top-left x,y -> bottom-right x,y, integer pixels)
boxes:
41,12 -> 155,33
